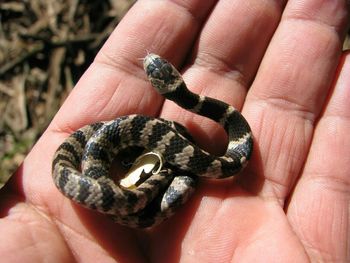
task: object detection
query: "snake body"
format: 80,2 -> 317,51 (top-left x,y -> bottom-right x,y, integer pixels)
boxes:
52,54 -> 253,228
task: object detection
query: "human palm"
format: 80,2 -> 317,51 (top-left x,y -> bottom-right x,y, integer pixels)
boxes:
1,1 -> 349,262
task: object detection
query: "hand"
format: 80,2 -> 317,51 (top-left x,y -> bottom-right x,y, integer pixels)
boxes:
0,1 -> 349,262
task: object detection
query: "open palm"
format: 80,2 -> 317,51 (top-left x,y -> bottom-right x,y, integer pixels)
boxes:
0,1 -> 349,262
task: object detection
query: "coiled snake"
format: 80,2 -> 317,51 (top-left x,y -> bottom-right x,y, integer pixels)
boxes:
52,54 -> 253,228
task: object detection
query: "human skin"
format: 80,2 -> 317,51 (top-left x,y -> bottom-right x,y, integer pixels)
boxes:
0,0 -> 349,262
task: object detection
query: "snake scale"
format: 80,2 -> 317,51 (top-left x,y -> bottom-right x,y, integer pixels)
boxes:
52,54 -> 253,228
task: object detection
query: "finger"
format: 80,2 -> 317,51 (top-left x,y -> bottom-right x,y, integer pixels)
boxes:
50,0 -> 217,133
146,1 -> 287,260
161,0 -> 286,152
287,52 -> 350,261
244,0 -> 349,199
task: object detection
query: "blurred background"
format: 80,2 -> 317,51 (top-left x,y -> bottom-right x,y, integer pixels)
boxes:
0,0 -> 135,187
0,0 -> 349,187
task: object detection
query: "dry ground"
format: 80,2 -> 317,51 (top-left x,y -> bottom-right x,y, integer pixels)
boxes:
0,0 -> 135,187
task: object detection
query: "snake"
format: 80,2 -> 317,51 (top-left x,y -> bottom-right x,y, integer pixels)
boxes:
52,53 -> 253,228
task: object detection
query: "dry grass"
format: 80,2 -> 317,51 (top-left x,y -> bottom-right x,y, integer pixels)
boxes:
0,0 -> 135,187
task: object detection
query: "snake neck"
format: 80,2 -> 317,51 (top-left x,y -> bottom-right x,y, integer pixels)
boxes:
162,81 -> 230,124
143,53 -> 253,162
163,81 -> 253,161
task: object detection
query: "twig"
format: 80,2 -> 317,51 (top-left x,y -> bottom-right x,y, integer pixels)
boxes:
0,83 -> 15,97
0,43 -> 44,77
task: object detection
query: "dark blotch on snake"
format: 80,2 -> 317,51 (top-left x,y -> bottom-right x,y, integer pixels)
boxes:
84,142 -> 111,163
164,82 -> 198,109
57,168 -> 70,191
199,98 -> 227,123
188,147 -> 215,175
77,177 -> 94,203
58,142 -> 81,165
71,130 -> 88,149
225,111 -> 251,139
53,154 -> 77,170
148,122 -> 170,148
130,116 -> 148,142
99,181 -> 117,212
220,158 -> 242,176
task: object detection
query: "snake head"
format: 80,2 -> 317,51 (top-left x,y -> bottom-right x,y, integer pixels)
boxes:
143,53 -> 183,95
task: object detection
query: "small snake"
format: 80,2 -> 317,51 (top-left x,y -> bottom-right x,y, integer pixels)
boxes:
52,54 -> 253,228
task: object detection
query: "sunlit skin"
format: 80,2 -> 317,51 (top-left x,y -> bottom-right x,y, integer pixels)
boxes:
0,0 -> 349,262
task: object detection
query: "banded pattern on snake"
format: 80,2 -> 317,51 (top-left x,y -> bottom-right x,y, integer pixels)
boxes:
52,54 -> 253,228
